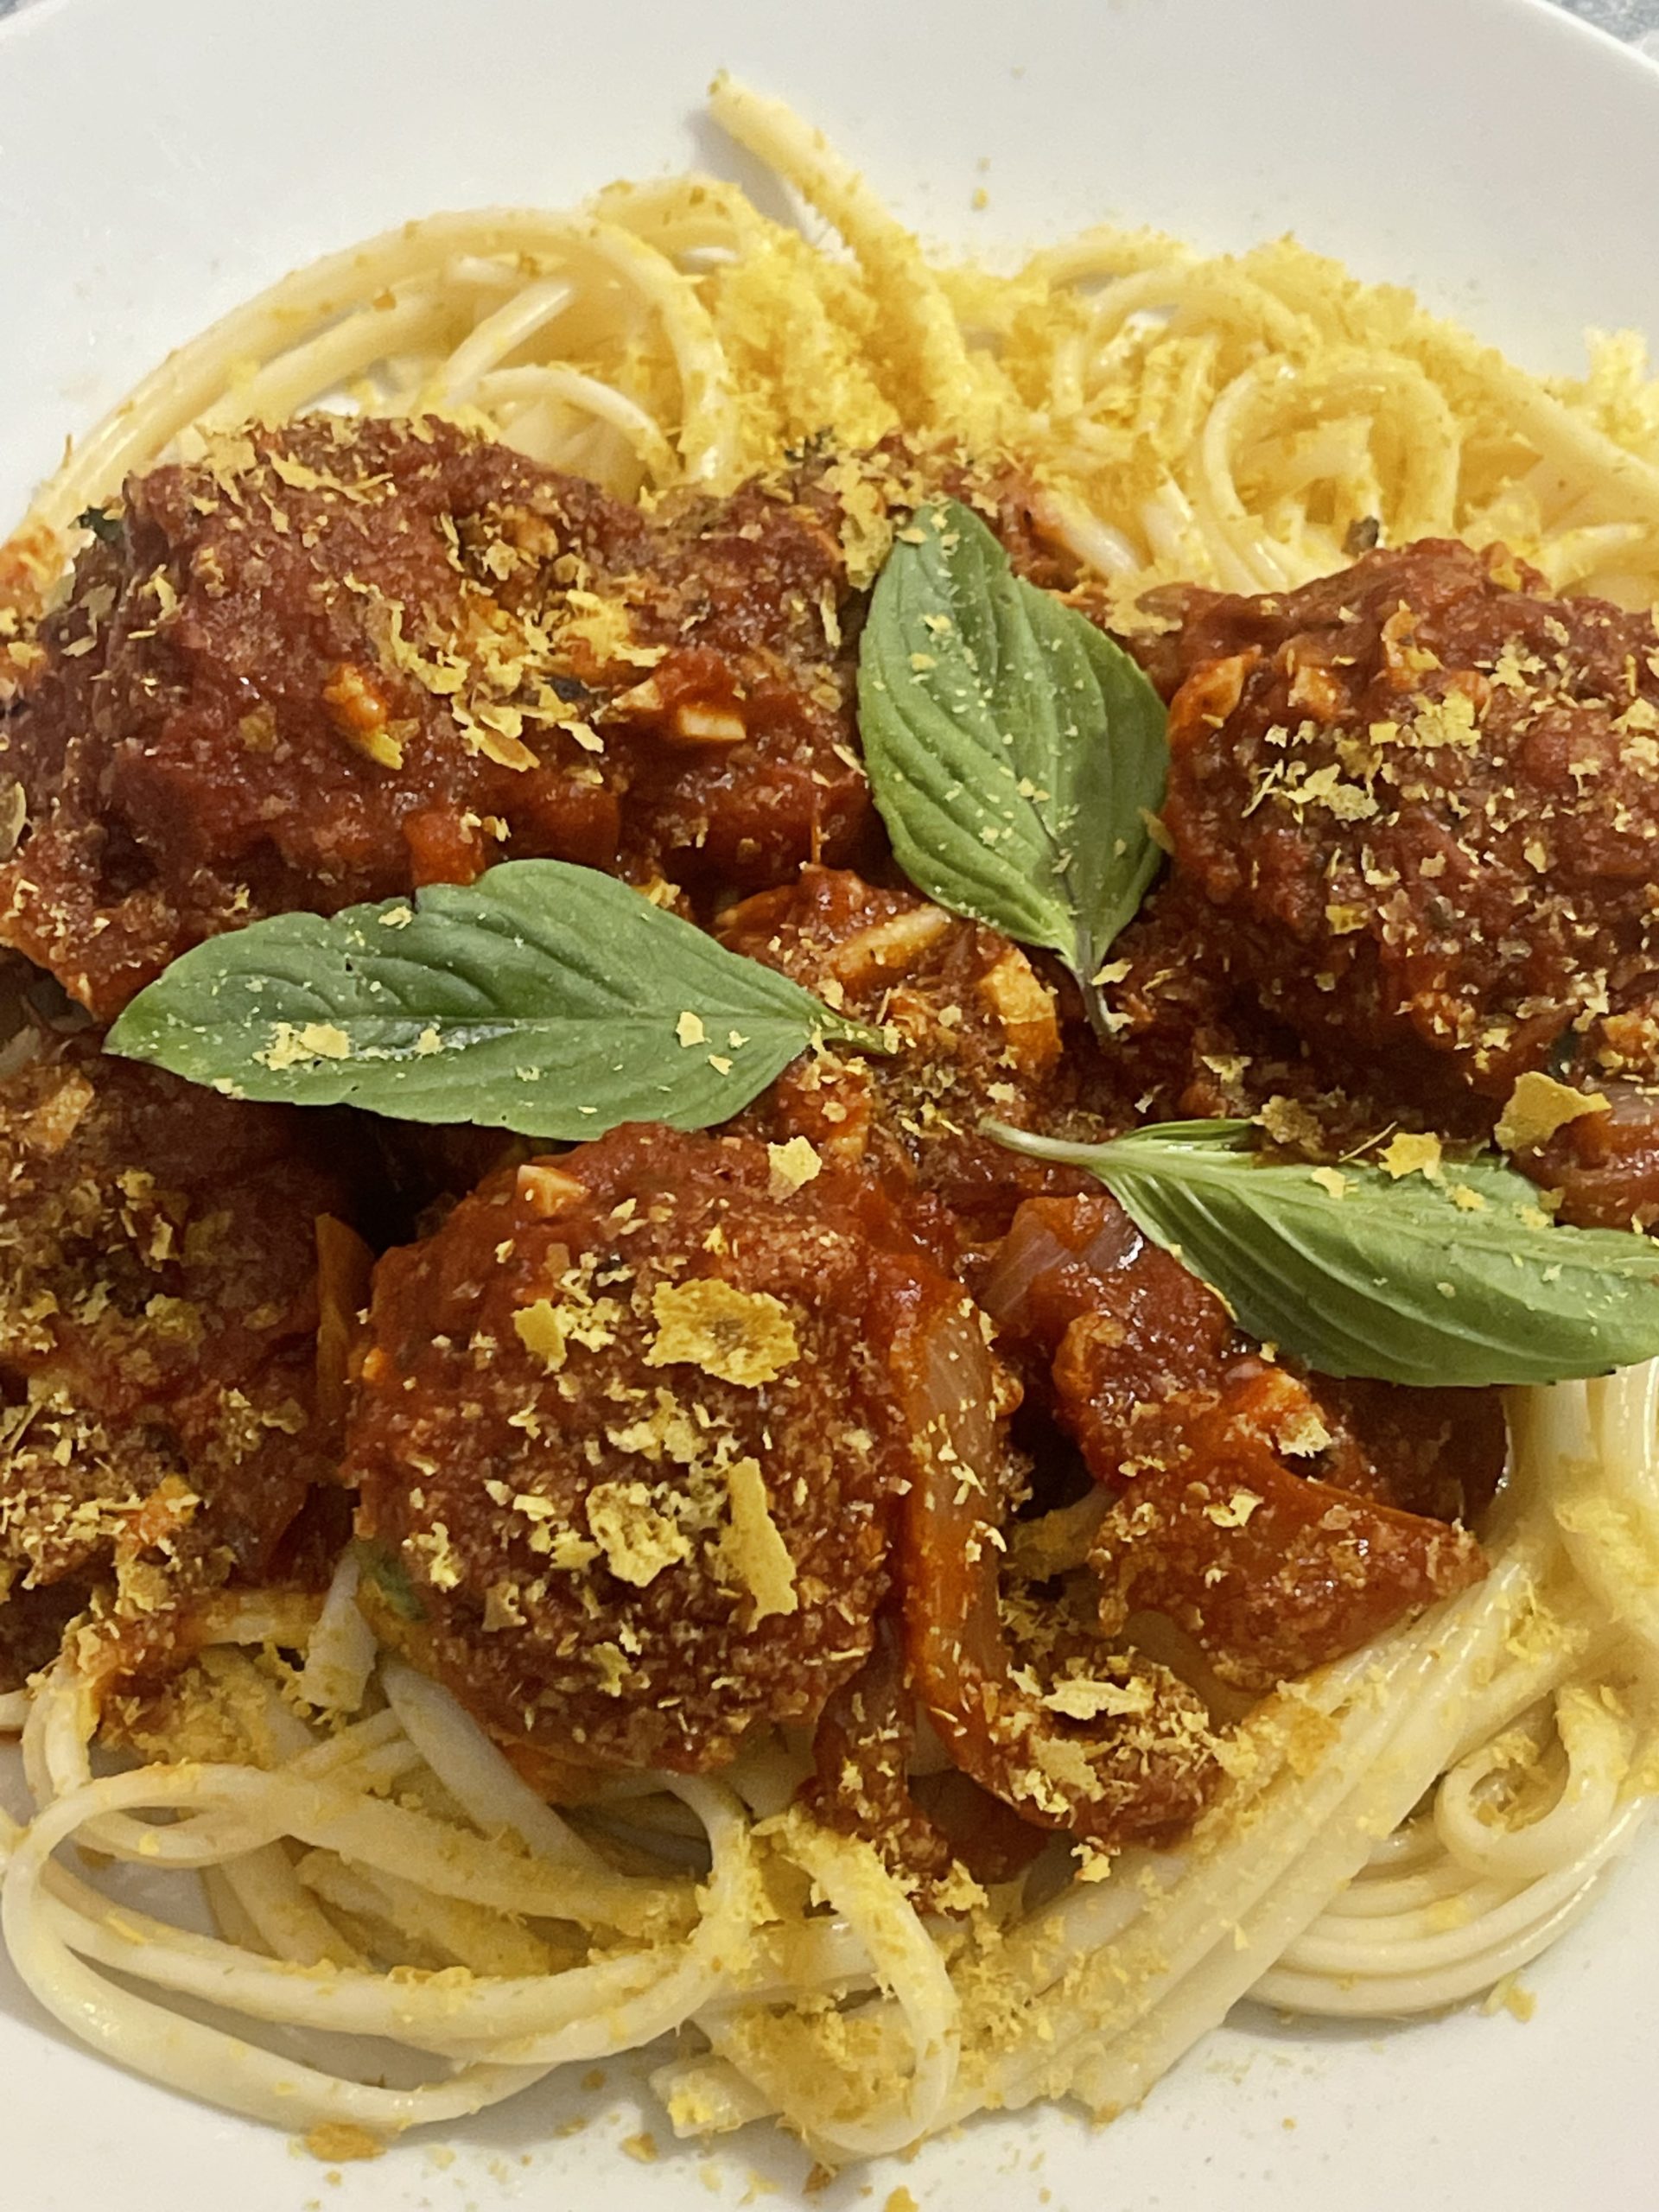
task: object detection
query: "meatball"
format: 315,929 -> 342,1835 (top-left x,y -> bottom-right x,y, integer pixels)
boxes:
981,1191 -> 1496,1690
719,866 -> 1113,1249
1091,874 -> 1501,1152
0,1044 -> 351,1685
344,1125 -> 963,1781
0,1580 -> 84,1693
1087,1370 -> 1489,1694
1507,1077 -> 1659,1231
1158,541 -> 1659,1097
0,416 -> 877,1020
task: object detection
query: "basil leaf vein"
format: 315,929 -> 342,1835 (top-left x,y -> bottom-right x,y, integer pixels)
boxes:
857,500 -> 1166,1018
106,860 -> 888,1141
987,1117 -> 1659,1388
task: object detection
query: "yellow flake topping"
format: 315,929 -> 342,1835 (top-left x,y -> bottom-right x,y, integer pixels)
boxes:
512,1299 -> 568,1370
559,588 -> 666,671
1278,1407 -> 1332,1458
766,1136 -> 823,1198
646,1280 -> 800,1389
716,1455 -> 798,1619
256,1020 -> 353,1070
1044,1676 -> 1154,1720
1206,1488 -> 1263,1528
1378,1132 -> 1443,1181
1494,1071 -> 1610,1154
302,2123 -> 385,2164
584,1482 -> 690,1588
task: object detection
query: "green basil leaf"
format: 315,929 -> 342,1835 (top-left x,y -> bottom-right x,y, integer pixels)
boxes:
106,860 -> 888,1140
987,1117 -> 1659,1388
75,505 -> 124,547
352,1541 -> 423,1623
856,499 -> 1167,1002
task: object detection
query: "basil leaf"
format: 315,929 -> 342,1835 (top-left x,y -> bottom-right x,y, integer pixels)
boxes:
353,1541 -> 423,1623
987,1117 -> 1659,1388
75,505 -> 124,546
106,860 -> 888,1140
857,500 -> 1166,1014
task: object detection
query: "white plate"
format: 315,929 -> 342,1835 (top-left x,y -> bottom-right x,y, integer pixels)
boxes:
3,0 -> 1657,2205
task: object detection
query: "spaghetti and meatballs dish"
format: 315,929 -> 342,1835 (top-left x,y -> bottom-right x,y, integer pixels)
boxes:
3,76 -> 1659,2173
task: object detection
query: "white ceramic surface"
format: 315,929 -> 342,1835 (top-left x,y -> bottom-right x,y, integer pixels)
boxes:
3,1 -> 1657,2205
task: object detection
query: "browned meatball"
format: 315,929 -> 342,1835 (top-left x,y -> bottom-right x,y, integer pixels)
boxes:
1159,541 -> 1659,1097
0,1042 -> 351,1685
1087,873 -> 1501,1154
718,866 -> 1113,1251
344,1124 -> 963,1783
1086,1377 -> 1487,1695
1505,1078 -> 1659,1230
981,1190 -> 1496,1693
0,1580 -> 85,1694
982,1190 -> 1503,1521
0,416 -> 876,1020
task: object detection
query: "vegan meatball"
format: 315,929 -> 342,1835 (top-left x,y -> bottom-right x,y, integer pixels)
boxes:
0,416 -> 878,1018
0,1042 -> 351,1683
1158,541 -> 1659,1096
344,1124 -> 967,1782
